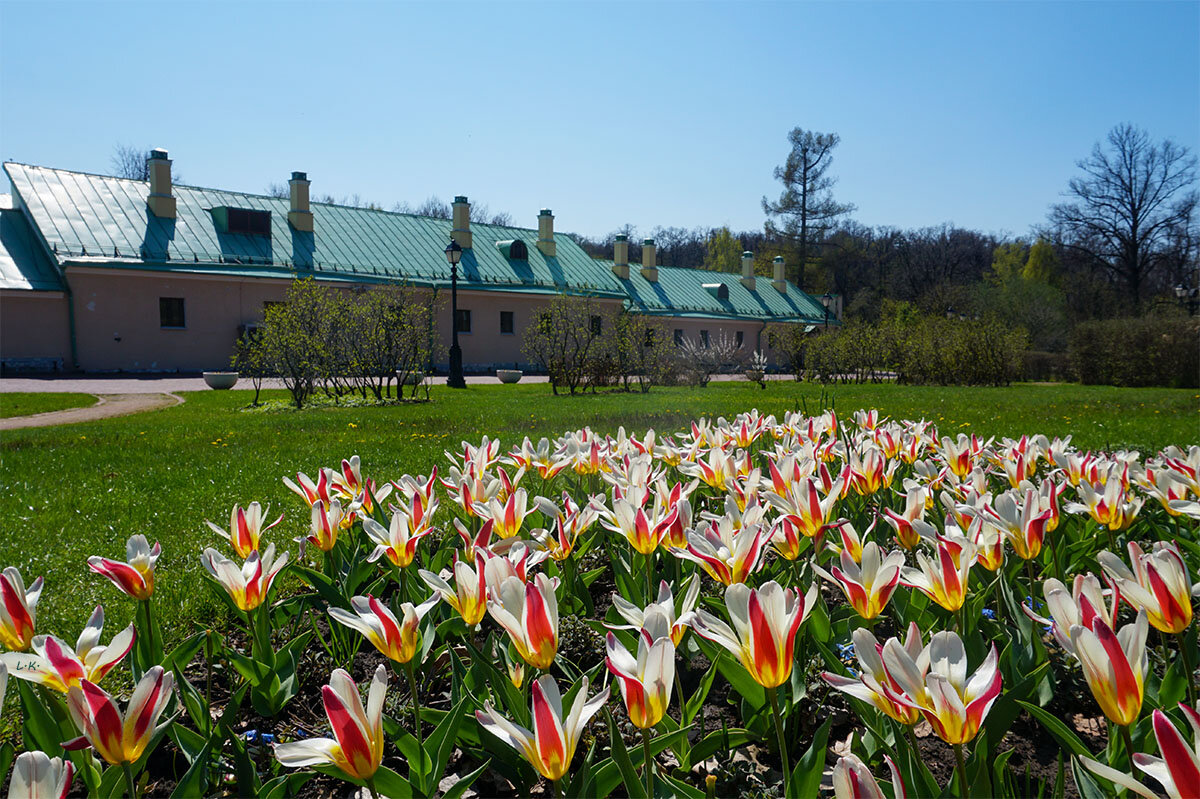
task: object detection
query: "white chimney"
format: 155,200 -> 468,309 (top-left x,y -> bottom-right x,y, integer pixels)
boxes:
740,250 -> 756,291
451,196 -> 472,248
612,234 -> 630,279
772,256 -> 787,293
537,209 -> 556,257
288,171 -> 313,232
641,238 -> 658,282
146,148 -> 175,219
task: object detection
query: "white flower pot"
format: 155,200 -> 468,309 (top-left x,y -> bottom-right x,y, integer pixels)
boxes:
497,369 -> 523,384
203,371 -> 239,389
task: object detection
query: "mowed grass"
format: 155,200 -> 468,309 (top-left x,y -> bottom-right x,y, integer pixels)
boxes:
0,391 -> 95,418
0,381 -> 1196,645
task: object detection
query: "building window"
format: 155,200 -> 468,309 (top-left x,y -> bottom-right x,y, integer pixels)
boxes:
644,328 -> 656,347
500,311 -> 514,335
700,330 -> 710,349
674,329 -> 683,346
736,330 -> 744,348
263,300 -> 283,318
455,309 -> 472,334
590,315 -> 602,335
767,332 -> 777,348
159,297 -> 186,329
227,208 -> 272,236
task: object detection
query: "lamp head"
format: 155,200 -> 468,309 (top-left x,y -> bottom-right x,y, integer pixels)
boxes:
445,237 -> 463,266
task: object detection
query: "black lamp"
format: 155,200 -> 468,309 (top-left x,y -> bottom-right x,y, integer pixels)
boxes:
445,237 -> 466,388
820,292 -> 833,328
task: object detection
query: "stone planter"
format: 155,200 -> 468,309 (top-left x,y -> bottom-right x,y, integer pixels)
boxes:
496,369 -> 523,384
203,371 -> 239,389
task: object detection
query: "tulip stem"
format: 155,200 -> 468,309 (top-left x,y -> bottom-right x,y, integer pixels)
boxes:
953,743 -> 968,798
767,687 -> 791,797
366,777 -> 381,799
1024,559 -> 1037,604
123,761 -> 138,799
1179,632 -> 1199,709
1119,724 -> 1135,767
142,598 -> 157,664
404,658 -> 423,759
641,726 -> 654,799
644,551 -> 654,606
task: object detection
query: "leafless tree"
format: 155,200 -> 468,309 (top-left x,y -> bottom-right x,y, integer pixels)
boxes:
763,128 -> 855,289
110,144 -> 181,182
1048,123 -> 1198,305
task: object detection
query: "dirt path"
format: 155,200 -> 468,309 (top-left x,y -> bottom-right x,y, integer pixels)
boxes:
0,393 -> 184,430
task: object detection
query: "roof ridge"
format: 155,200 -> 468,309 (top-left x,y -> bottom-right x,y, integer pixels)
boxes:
4,161 -> 549,236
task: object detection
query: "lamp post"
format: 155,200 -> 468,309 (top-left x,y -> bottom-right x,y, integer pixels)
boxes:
820,293 -> 833,329
445,237 -> 466,388
1174,282 -> 1198,316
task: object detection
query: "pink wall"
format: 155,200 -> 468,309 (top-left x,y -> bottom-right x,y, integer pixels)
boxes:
0,291 -> 71,366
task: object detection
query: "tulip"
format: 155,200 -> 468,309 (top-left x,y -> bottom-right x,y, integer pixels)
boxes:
882,486 -> 927,550
1070,611 -> 1149,727
441,466 -> 499,518
8,751 -> 74,799
201,544 -> 289,612
275,665 -> 387,785
509,437 -> 569,480
880,630 -> 1002,746
64,666 -> 175,767
816,541 -> 905,620
983,489 -> 1051,561
763,477 -> 839,540
534,494 -> 602,560
822,625 -> 923,725
206,502 -> 283,559
831,520 -> 872,564
678,519 -> 767,587
0,567 -> 43,651
487,574 -> 559,669
940,434 -> 984,480
1099,541 -> 1195,634
1081,702 -> 1200,799
87,535 -> 160,600
1066,471 -> 1144,531
362,497 -> 437,569
850,444 -> 897,496
610,578 -> 701,647
448,436 -> 502,474
693,581 -> 818,689
329,595 -> 438,665
420,551 -> 489,627
303,500 -> 344,554
606,625 -> 675,729
1,606 -> 133,693
832,753 -> 907,799
474,488 -> 529,540
476,675 -> 608,783
901,537 -> 976,613
330,455 -> 364,499
601,497 -> 666,555
1023,574 -> 1117,655
283,469 -> 335,507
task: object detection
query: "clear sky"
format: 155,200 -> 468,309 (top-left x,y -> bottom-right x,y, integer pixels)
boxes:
1,1 -> 1196,241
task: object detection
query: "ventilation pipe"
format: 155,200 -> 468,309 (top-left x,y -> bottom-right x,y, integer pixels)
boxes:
612,234 -> 630,279
641,238 -> 658,282
288,171 -> 313,232
451,196 -> 472,248
537,209 -> 556,257
146,148 -> 176,218
740,251 -> 756,291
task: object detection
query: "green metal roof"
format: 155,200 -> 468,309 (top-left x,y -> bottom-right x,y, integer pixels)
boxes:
3,162 -> 827,322
0,195 -> 64,291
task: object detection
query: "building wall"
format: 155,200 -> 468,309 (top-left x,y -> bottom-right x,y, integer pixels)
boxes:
66,268 -> 292,372
652,316 -> 801,368
0,291 -> 71,368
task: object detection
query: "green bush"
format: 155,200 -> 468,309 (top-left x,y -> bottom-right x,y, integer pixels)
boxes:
1069,317 -> 1200,388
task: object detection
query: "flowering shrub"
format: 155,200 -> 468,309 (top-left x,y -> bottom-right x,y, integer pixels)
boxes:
2,408 -> 1198,797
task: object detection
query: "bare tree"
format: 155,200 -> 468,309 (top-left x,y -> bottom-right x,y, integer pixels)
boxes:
763,128 -> 855,289
110,144 -> 181,182
1048,123 -> 1198,305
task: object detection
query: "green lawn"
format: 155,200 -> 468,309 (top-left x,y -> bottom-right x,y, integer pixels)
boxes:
0,391 -> 95,418
0,381 -> 1195,645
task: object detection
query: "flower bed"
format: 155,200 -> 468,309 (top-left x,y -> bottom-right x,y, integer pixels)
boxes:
1,408 -> 1197,797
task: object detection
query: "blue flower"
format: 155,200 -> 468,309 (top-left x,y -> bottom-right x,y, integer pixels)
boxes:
981,608 -> 996,620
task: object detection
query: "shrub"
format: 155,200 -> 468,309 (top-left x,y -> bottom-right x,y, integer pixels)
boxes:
677,332 -> 745,387
1069,317 -> 1200,388
521,294 -> 613,395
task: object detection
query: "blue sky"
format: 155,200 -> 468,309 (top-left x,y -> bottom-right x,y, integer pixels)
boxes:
1,1 -> 1196,240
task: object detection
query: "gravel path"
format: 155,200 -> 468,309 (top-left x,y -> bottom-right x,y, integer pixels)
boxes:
0,393 -> 183,430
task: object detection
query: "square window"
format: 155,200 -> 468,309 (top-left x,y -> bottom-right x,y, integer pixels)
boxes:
673,329 -> 683,345
644,328 -> 656,347
455,309 -> 472,334
736,331 -> 744,348
500,311 -> 514,335
159,297 -> 186,328
701,330 -> 710,349
590,315 -> 602,335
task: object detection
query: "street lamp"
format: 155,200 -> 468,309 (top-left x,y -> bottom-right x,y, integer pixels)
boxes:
819,293 -> 833,329
445,237 -> 466,389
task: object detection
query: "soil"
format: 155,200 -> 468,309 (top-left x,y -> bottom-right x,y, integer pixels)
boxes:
0,392 -> 182,430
